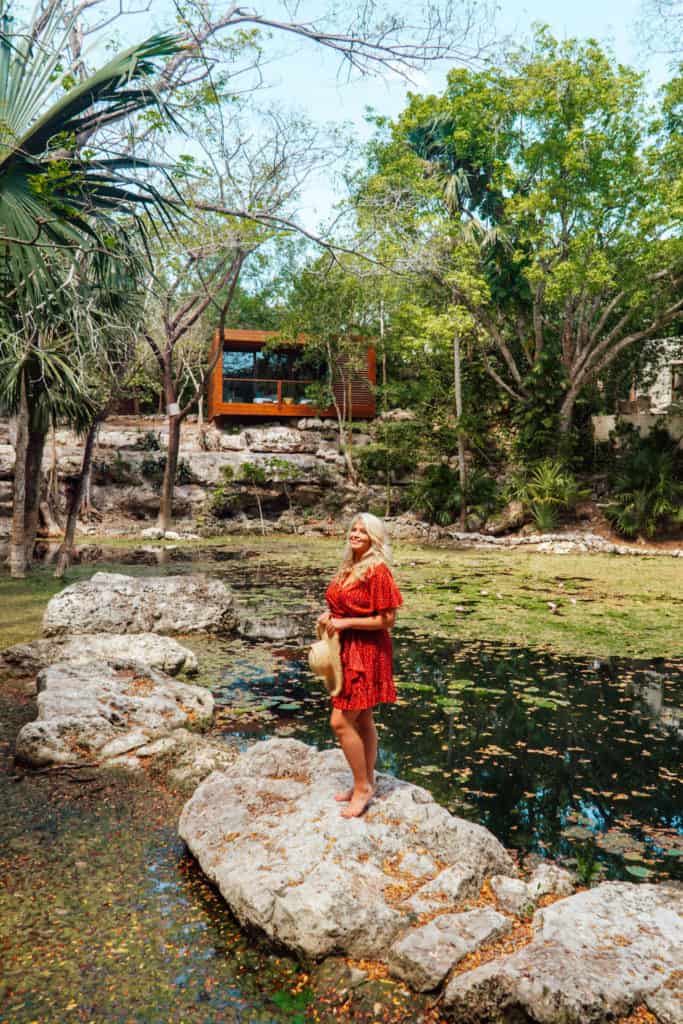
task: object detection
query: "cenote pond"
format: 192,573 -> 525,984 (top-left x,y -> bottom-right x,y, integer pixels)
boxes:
1,536 -> 682,1023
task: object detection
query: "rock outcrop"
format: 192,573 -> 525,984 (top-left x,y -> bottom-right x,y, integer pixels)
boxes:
0,633 -> 198,678
489,863 -> 575,915
443,881 -> 683,1024
15,659 -> 214,769
42,572 -> 236,637
178,739 -> 515,961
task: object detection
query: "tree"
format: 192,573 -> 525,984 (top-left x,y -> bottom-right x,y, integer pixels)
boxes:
0,6 -> 180,575
142,106 -> 331,530
360,30 -> 683,444
282,254 -> 383,483
638,0 -> 683,57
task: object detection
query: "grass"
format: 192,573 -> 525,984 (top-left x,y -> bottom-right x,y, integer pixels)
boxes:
1,533 -> 681,658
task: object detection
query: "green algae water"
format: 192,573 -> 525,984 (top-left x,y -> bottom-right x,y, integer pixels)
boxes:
214,631 -> 683,884
1,537 -> 682,1022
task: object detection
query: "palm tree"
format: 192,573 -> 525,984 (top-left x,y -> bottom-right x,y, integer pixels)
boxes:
0,5 -> 181,576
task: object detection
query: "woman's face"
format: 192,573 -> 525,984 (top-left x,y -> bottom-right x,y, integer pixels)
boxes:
348,520 -> 372,559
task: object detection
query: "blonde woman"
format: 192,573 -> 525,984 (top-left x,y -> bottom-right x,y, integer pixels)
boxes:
318,514 -> 403,818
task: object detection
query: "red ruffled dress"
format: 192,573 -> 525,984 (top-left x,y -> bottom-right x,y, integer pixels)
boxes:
325,562 -> 403,711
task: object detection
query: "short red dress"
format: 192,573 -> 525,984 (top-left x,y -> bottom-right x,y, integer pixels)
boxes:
325,562 -> 403,711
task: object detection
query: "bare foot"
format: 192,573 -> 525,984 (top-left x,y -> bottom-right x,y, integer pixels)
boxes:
340,787 -> 374,819
335,778 -> 374,802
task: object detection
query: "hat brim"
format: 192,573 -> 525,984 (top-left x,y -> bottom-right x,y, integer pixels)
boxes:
309,626 -> 343,697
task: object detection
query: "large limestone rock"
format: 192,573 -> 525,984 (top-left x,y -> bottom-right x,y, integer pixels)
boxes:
443,882 -> 683,1024
136,727 -> 238,792
489,863 -> 575,916
387,908 -> 511,992
243,426 -> 325,454
15,659 -> 213,768
178,739 -> 515,960
43,572 -> 236,637
236,607 -> 310,642
0,633 -> 198,679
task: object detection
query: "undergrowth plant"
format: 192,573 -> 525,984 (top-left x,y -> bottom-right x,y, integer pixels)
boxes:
507,459 -> 588,532
604,426 -> 683,539
408,464 -> 499,527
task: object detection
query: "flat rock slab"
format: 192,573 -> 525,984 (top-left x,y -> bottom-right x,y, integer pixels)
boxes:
443,881 -> 683,1024
43,572 -> 236,637
178,739 -> 515,959
0,633 -> 198,679
15,659 -> 213,768
388,908 -> 511,991
490,863 -> 575,915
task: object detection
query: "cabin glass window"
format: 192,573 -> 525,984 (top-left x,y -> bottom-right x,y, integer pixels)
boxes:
223,350 -> 254,378
255,348 -> 291,378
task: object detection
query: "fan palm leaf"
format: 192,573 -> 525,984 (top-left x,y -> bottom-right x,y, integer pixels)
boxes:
0,5 -> 182,312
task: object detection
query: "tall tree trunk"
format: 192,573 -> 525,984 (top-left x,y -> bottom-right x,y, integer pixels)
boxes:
558,387 -> 579,439
9,372 -> 29,578
158,412 -> 181,532
453,333 -> 467,531
379,299 -> 391,517
327,341 -> 358,485
23,427 -> 47,567
55,418 -> 101,579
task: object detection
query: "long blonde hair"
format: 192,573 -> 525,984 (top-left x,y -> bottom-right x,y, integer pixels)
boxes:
336,513 -> 392,585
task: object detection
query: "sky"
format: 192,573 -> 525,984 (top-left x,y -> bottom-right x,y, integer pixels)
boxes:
120,0 -> 672,232
239,0 -> 672,230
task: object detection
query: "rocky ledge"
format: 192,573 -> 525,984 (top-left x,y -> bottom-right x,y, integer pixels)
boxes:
42,571 -> 237,636
179,739 -> 683,1024
179,738 -> 515,963
0,632 -> 198,678
13,657 -> 237,790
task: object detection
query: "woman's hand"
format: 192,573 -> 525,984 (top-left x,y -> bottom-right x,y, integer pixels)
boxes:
326,617 -> 349,635
317,611 -> 331,629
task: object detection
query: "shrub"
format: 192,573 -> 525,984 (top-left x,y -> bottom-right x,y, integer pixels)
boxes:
507,459 -> 589,531
358,443 -> 415,483
140,454 -> 165,488
140,454 -> 195,490
93,453 -> 137,485
604,426 -> 683,539
136,430 -> 161,451
408,463 -> 463,526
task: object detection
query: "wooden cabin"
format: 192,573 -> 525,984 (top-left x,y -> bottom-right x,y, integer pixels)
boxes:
208,329 -> 376,422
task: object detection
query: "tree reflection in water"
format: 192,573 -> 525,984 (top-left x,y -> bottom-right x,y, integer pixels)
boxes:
215,631 -> 683,882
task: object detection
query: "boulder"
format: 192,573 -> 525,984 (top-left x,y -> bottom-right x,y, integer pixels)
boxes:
387,908 -> 511,991
137,727 -> 238,792
0,633 -> 198,679
243,426 -> 323,454
489,875 -> 534,916
443,882 -> 683,1024
43,572 -> 237,637
178,739 -> 515,960
118,486 -> 160,518
140,527 -> 164,540
297,417 -> 325,430
15,659 -> 213,768
527,862 -> 575,899
484,500 -> 527,537
236,608 -> 309,642
489,863 -> 576,917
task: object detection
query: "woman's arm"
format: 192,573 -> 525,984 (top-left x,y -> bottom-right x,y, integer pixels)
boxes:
327,610 -> 396,633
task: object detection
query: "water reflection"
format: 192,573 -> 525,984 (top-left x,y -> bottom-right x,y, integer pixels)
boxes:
213,631 -> 683,882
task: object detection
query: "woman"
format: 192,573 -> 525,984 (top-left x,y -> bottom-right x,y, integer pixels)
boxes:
319,513 -> 403,819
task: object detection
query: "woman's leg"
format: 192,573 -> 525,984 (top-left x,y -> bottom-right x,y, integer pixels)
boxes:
334,708 -> 378,801
330,707 -> 374,817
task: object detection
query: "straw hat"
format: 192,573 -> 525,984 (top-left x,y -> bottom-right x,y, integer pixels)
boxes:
308,622 -> 343,697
